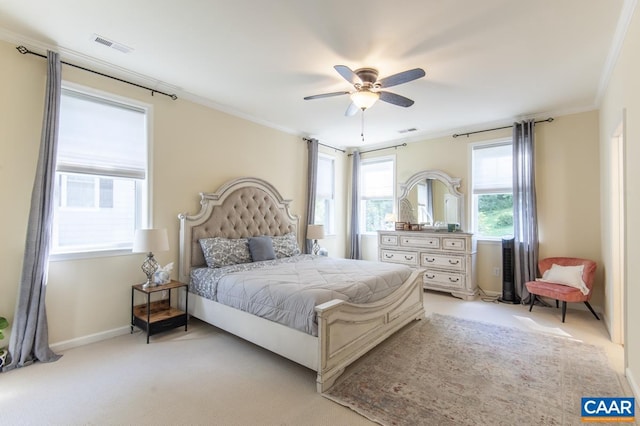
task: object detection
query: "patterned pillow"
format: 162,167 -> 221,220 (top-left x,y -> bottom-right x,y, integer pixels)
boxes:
272,232 -> 301,258
199,237 -> 252,268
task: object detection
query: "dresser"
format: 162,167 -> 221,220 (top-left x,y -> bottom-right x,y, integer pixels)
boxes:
377,230 -> 477,300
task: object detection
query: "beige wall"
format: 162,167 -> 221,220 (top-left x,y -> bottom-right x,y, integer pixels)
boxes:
599,3 -> 640,398
0,40 -> 313,345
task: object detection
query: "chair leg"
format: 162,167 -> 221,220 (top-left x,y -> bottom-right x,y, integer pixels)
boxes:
556,300 -> 559,309
584,302 -> 600,320
561,301 -> 567,323
529,294 -> 535,312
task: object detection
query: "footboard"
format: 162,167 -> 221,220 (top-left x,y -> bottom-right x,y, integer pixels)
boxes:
314,269 -> 424,392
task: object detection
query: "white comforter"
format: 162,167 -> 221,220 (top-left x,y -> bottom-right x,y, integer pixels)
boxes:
190,255 -> 413,336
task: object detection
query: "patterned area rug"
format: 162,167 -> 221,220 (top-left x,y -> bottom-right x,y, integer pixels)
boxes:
323,313 -> 631,426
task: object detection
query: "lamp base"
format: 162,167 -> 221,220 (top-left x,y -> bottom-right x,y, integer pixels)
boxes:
141,252 -> 158,289
312,240 -> 320,255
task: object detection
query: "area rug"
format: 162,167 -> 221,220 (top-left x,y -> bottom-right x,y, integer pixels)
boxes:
323,313 -> 631,426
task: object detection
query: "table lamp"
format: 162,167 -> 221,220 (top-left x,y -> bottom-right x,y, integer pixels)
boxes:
307,224 -> 325,255
132,228 -> 169,288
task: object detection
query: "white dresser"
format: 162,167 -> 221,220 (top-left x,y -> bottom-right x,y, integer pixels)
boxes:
377,230 -> 477,300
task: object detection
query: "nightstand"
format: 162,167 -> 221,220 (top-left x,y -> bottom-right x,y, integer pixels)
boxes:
131,280 -> 188,343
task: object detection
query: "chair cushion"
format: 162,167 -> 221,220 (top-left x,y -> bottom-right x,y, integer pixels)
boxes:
525,280 -> 588,303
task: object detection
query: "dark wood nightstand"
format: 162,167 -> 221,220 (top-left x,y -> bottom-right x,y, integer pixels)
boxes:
131,280 -> 188,343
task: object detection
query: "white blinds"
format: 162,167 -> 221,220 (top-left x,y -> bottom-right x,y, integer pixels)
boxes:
361,158 -> 394,199
57,89 -> 147,179
316,156 -> 334,199
472,143 -> 512,194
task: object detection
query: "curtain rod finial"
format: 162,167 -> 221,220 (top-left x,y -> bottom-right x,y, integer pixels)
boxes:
16,45 -> 28,54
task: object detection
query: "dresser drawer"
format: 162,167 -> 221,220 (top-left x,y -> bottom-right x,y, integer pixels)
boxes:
420,253 -> 464,271
380,249 -> 419,266
379,234 -> 399,246
443,237 -> 466,251
400,235 -> 440,249
423,270 -> 465,289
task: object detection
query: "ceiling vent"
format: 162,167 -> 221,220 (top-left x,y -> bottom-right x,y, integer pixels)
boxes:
92,34 -> 133,53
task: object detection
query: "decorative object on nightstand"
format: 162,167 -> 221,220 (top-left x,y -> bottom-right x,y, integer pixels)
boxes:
307,224 -> 325,255
132,228 -> 169,289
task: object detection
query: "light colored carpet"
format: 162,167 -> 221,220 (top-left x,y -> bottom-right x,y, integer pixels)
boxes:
324,313 -> 633,426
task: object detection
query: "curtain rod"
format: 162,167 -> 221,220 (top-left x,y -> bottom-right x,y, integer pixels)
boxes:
16,45 -> 178,100
303,137 -> 346,153
348,142 -> 407,156
452,117 -> 554,138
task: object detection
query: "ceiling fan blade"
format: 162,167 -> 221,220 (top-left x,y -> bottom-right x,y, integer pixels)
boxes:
334,65 -> 362,85
379,91 -> 415,107
377,68 -> 426,88
304,91 -> 350,100
345,102 -> 360,116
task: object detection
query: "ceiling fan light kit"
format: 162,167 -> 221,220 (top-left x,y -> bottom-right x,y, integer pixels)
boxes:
304,65 -> 425,116
350,90 -> 379,110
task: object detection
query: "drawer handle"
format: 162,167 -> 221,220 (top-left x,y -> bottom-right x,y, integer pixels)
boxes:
385,254 -> 393,259
425,258 -> 435,263
426,274 -> 435,279
449,277 -> 460,283
448,259 -> 460,265
428,241 -> 434,245
405,255 -> 414,261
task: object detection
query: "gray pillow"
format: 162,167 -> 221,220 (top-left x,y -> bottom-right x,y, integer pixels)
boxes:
200,237 -> 251,268
272,232 -> 301,258
248,236 -> 276,262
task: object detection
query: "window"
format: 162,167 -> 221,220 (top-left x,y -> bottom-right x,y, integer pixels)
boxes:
52,87 -> 149,255
360,156 -> 395,233
471,141 -> 513,239
315,154 -> 335,235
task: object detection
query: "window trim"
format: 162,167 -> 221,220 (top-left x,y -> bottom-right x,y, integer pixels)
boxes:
49,82 -> 153,261
359,154 -> 396,235
469,138 -> 513,241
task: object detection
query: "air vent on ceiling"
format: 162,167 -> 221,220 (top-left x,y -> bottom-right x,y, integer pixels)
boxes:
92,34 -> 133,53
398,127 -> 418,134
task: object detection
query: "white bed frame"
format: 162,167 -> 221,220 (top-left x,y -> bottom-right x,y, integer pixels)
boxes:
178,177 -> 424,392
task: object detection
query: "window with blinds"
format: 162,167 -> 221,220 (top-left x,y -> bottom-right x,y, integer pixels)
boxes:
52,87 -> 149,256
314,154 -> 335,235
471,141 -> 514,239
360,156 -> 395,233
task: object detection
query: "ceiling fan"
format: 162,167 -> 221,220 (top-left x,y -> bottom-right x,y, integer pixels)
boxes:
304,65 -> 426,116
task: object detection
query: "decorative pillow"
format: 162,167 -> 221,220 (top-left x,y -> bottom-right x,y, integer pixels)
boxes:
248,236 -> 276,262
199,237 -> 251,268
272,232 -> 301,258
539,264 -> 590,295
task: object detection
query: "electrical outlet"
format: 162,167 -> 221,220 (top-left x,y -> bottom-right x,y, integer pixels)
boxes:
493,267 -> 500,276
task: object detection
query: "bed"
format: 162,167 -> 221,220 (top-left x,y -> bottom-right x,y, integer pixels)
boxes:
178,177 -> 425,391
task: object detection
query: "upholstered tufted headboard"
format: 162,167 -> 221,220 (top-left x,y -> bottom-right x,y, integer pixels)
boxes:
178,177 -> 300,283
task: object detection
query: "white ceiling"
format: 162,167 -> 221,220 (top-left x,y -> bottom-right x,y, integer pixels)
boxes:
0,0 -> 628,148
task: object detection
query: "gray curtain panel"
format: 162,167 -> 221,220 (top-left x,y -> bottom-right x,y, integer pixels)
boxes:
4,51 -> 62,371
349,151 -> 361,259
512,119 -> 539,303
305,138 -> 319,254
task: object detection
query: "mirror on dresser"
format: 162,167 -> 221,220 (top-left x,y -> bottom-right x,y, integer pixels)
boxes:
397,170 -> 464,231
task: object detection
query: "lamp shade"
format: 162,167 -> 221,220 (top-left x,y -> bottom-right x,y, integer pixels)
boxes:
350,90 -> 379,110
132,228 -> 169,253
307,224 -> 325,240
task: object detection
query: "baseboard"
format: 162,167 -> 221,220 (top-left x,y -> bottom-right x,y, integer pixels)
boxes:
50,325 -> 131,353
626,366 -> 640,400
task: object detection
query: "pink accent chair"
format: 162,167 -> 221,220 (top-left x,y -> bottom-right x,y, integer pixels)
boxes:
525,257 -> 599,323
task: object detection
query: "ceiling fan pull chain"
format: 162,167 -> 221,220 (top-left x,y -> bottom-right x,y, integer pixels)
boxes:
361,111 -> 365,142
